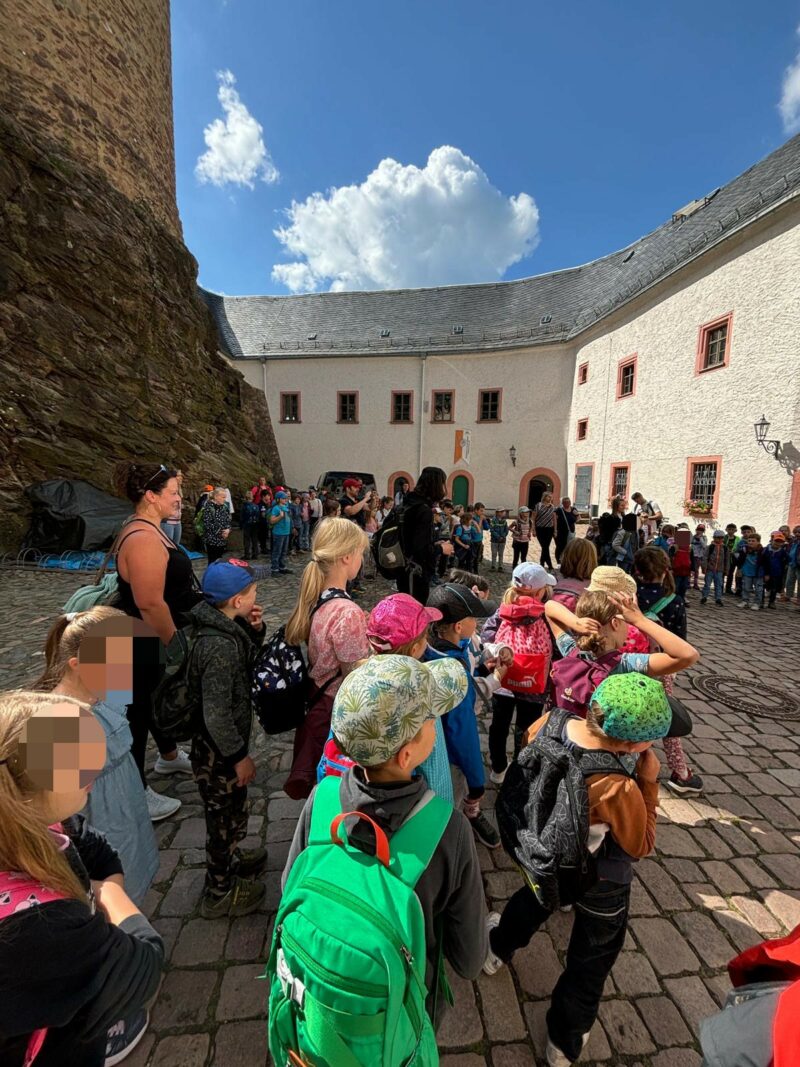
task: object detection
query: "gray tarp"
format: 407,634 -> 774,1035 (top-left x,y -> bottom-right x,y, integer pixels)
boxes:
21,479 -> 131,553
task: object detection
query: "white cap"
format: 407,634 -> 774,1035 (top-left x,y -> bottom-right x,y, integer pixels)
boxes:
512,562 -> 556,589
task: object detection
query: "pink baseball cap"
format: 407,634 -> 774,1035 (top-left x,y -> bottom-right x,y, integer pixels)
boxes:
367,594 -> 442,652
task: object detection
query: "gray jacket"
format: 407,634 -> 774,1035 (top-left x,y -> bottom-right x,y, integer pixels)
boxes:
282,768 -> 488,995
189,599 -> 264,764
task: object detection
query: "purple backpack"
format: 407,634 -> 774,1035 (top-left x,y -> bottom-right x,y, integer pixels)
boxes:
550,647 -> 623,718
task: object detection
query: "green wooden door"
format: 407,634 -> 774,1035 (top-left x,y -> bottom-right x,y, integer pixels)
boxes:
452,476 -> 469,507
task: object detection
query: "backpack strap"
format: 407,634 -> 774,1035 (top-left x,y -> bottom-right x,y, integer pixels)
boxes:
389,790 -> 451,889
645,594 -> 675,618
308,774 -> 343,847
578,748 -> 639,780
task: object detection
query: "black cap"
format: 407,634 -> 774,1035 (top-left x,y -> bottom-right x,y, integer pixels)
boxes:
427,583 -> 496,623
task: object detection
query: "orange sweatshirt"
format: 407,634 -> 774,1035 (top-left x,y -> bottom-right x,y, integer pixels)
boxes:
526,715 -> 659,859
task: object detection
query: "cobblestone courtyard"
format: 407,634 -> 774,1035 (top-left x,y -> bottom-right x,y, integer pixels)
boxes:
2,549 -> 800,1067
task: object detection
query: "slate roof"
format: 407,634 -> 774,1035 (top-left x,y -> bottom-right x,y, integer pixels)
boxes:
201,133 -> 800,360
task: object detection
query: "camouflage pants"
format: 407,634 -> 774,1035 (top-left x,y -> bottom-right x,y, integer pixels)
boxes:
190,736 -> 249,895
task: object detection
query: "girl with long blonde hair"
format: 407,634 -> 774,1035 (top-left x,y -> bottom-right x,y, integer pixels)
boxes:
0,690 -> 164,1066
34,607 -> 159,904
284,518 -> 370,798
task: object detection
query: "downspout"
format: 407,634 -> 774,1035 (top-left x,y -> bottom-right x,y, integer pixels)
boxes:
261,357 -> 268,406
418,353 -> 427,474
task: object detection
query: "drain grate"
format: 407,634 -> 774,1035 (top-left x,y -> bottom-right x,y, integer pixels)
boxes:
691,672 -> 800,721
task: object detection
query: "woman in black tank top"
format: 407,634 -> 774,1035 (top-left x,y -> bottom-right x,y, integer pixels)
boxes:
113,462 -> 202,791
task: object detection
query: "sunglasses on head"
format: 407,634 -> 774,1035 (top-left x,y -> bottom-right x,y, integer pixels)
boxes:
143,464 -> 169,490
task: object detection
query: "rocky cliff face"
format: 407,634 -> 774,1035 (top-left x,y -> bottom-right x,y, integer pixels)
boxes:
0,114 -> 282,552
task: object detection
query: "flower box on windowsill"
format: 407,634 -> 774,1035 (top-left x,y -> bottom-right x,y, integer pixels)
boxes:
681,499 -> 715,518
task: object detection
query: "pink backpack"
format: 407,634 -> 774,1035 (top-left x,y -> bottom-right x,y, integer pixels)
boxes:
550,646 -> 623,718
0,830 -> 70,1066
495,598 -> 552,696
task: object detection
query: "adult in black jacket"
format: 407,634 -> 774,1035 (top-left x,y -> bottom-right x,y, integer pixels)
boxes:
397,466 -> 453,604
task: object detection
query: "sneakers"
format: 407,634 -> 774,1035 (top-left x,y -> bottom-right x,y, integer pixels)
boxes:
751,604 -> 761,611
200,876 -> 266,919
489,766 -> 508,786
105,1010 -> 149,1066
700,597 -> 707,604
468,811 -> 501,849
665,770 -> 704,795
483,912 -> 504,975
153,748 -> 193,775
234,845 -> 268,877
715,600 -> 724,606
545,1032 -> 591,1067
738,600 -> 748,608
146,786 -> 181,822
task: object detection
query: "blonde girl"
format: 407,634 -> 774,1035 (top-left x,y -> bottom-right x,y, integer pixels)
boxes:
34,607 -> 159,904
284,518 -> 370,799
0,691 -> 164,1066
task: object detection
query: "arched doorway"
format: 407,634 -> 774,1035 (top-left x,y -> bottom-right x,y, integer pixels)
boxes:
518,468 -> 562,510
452,475 -> 469,507
447,469 -> 474,506
387,471 -> 415,498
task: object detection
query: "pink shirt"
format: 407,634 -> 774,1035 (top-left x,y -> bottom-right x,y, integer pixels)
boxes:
308,594 -> 369,695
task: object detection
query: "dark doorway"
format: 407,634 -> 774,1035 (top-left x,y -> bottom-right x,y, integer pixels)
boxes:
527,476 -> 553,510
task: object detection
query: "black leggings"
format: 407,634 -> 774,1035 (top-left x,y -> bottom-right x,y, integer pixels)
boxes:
127,661 -> 173,787
536,527 -> 554,569
512,541 -> 529,568
488,695 -> 544,772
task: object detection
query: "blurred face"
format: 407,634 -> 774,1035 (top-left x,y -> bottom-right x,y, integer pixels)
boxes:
562,498 -> 571,508
21,703 -> 107,822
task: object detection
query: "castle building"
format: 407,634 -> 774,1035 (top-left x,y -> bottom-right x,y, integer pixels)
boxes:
204,134 -> 800,531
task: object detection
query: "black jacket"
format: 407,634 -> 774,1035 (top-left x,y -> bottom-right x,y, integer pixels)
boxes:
0,817 -> 163,1067
398,491 -> 437,575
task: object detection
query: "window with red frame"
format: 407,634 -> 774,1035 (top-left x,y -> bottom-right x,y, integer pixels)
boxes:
689,460 -> 718,507
611,465 -> 629,499
578,363 -> 588,385
700,322 -> 729,371
577,418 -> 588,441
617,359 -> 636,398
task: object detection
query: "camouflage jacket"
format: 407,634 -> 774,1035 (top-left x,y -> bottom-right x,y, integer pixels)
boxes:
188,600 -> 264,764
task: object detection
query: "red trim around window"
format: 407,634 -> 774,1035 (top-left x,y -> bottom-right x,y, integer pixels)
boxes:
336,390 -> 360,424
573,462 -> 595,508
431,389 -> 456,424
615,354 -> 638,400
684,455 -> 722,517
576,418 -> 589,442
390,390 -> 414,424
695,312 -> 733,376
789,472 -> 800,528
578,362 -> 589,385
477,387 -> 503,423
279,391 -> 301,424
608,462 -> 631,504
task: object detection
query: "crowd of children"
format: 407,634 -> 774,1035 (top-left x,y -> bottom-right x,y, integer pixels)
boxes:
7,496 -> 800,1067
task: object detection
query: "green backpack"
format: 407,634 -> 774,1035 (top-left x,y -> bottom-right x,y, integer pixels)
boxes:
267,775 -> 451,1067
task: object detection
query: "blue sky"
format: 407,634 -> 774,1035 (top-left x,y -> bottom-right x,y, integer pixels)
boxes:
171,1 -> 800,296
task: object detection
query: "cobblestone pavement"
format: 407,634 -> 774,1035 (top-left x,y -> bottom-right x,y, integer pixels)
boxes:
2,545 -> 800,1066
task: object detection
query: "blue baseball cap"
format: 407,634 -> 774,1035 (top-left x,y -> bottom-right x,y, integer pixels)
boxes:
274,490 -> 288,500
202,559 -> 259,604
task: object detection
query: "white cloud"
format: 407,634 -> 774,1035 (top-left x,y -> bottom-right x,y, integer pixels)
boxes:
779,26 -> 800,133
196,70 -> 278,189
271,146 -> 539,293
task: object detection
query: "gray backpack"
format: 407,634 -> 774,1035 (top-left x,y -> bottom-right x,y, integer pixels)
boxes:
496,707 -> 638,909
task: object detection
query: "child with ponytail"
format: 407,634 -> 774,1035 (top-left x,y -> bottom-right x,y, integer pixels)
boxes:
284,518 -> 370,799
0,691 -> 164,1067
35,607 -> 159,905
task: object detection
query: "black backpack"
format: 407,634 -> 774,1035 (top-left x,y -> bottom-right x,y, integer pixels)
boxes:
152,622 -> 238,742
495,707 -> 638,910
371,507 -> 410,578
252,590 -> 350,734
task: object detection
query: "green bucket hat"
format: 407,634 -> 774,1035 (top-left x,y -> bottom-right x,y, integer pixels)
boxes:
590,674 -> 672,742
332,654 -> 468,767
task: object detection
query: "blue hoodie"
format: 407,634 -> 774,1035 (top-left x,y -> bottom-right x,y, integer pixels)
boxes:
423,639 -> 485,792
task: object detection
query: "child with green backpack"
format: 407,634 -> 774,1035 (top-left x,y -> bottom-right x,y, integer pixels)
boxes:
270,654 -> 488,1067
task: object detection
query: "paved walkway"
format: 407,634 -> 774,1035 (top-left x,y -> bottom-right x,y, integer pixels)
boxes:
2,548 -> 800,1066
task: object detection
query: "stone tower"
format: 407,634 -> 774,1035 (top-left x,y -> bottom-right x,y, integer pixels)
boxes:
0,0 -> 282,551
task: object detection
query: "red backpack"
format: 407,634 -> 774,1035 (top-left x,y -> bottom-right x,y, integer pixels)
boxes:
672,547 -> 692,577
494,598 -> 552,696
550,646 -> 623,718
